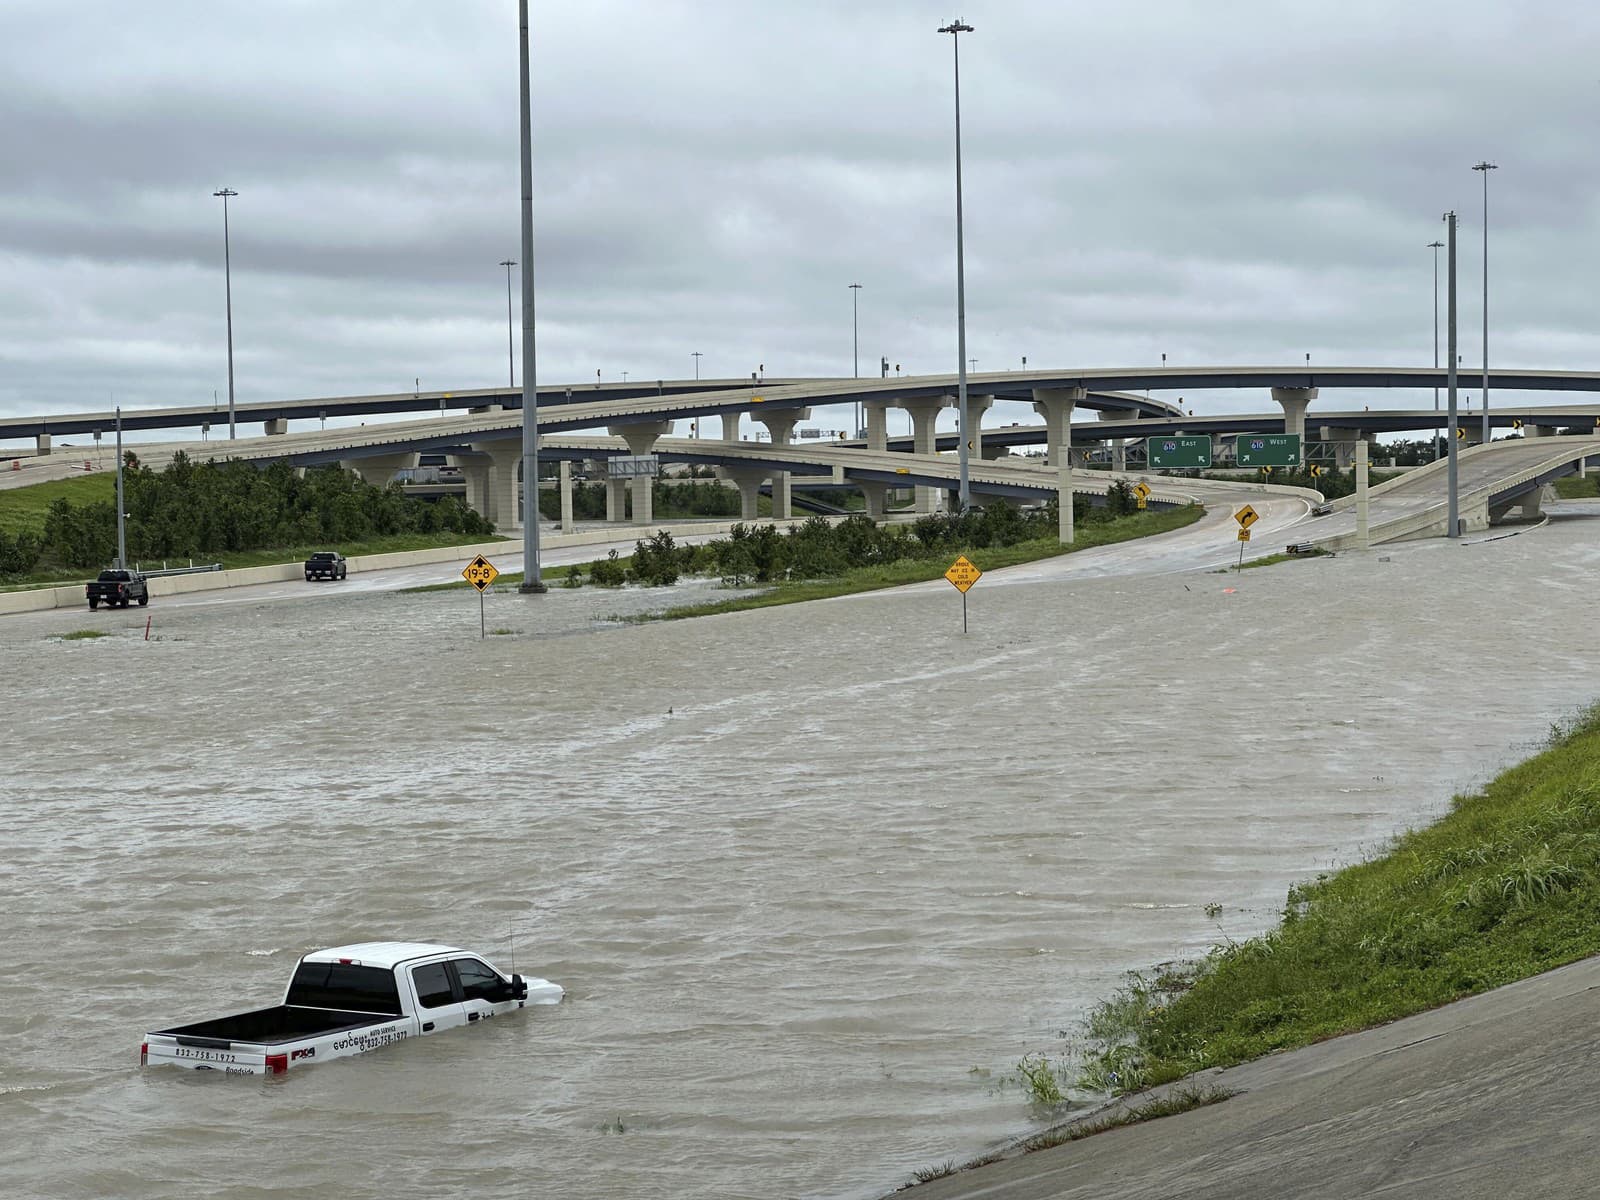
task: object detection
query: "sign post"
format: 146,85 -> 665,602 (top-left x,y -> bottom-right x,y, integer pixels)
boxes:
944,554 -> 982,633
1233,504 -> 1258,570
462,554 -> 500,638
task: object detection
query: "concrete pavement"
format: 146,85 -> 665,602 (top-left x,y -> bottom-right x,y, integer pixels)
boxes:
902,952 -> 1600,1200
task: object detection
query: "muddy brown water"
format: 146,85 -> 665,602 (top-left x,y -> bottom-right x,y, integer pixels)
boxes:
4,514 -> 1599,1199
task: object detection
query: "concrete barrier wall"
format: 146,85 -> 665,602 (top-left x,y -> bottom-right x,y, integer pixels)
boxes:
0,519 -> 819,618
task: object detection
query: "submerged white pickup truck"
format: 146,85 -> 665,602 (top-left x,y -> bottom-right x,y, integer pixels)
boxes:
141,942 -> 562,1076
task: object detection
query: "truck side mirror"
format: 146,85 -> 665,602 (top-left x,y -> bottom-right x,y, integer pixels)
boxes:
511,974 -> 528,1000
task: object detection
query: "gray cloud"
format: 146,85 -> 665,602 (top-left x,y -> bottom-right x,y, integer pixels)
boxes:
3,0 -> 1598,438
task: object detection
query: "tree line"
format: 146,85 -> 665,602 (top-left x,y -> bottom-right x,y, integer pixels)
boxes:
0,452 -> 493,578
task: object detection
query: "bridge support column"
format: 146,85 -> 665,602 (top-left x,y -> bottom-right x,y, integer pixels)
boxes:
966,394 -> 995,462
858,480 -> 889,520
1527,424 -> 1556,438
608,420 -> 672,526
756,408 -> 810,519
864,400 -> 892,453
34,433 -> 50,455
899,397 -> 950,514
340,451 -> 418,489
264,419 -> 288,436
558,459 -> 574,531
1271,387 -> 1317,441
450,453 -> 492,524
1097,406 -> 1138,473
1320,427 -> 1361,468
1031,386 -> 1084,469
718,467 -> 765,520
605,476 -> 627,522
699,412 -> 733,441
474,438 -> 524,530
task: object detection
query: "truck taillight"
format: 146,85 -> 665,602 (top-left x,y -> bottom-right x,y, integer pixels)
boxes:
265,1053 -> 289,1075
140,1042 -> 148,1067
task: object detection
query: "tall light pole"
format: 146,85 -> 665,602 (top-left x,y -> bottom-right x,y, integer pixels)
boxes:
499,259 -> 517,387
1473,161 -> 1497,445
849,283 -> 862,437
939,18 -> 974,512
213,188 -> 238,440
516,0 -> 546,593
1428,240 -> 1444,415
1445,211 -> 1460,537
691,350 -> 702,380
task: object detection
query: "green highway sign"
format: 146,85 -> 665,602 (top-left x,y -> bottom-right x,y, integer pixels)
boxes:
1146,435 -> 1212,469
1235,433 -> 1302,468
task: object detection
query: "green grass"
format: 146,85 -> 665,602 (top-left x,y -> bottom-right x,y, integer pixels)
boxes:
1553,476 -> 1599,500
0,473 -> 115,536
643,507 -> 1204,621
59,629 -> 109,640
1,530 -> 513,590
1233,548 -> 1332,570
1078,704 -> 1600,1094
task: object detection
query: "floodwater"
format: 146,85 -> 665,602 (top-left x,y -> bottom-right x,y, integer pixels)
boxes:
5,511 -> 1600,1200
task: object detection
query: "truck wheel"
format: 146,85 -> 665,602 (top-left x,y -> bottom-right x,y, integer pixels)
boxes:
88,599 -> 98,610
138,595 -> 149,607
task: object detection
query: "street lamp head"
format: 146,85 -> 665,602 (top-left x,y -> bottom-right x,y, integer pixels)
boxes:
849,282 -> 862,290
1472,161 -> 1498,172
938,20 -> 974,33
1428,240 -> 1444,250
213,188 -> 237,199
500,259 -> 517,268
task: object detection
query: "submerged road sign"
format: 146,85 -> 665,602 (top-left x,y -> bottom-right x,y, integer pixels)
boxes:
462,554 -> 499,592
1236,433 -> 1302,468
1147,435 -> 1212,469
945,555 -> 982,593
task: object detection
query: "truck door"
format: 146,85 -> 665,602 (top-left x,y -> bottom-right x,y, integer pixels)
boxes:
408,962 -> 467,1035
450,957 -> 515,1024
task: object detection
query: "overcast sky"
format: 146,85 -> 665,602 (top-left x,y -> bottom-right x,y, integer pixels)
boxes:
3,0 -> 1597,438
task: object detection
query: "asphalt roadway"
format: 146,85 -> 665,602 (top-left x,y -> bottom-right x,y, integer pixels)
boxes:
902,953 -> 1600,1200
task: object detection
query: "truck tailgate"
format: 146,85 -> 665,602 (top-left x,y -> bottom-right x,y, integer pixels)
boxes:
143,1035 -> 270,1075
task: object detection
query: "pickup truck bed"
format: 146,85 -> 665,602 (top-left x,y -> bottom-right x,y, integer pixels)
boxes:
153,1005 -> 390,1045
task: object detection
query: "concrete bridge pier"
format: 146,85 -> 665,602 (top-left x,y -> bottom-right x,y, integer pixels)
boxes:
1272,387 -> 1317,441
474,438 -> 523,530
1320,427 -> 1362,468
864,400 -> 891,452
558,459 -> 574,530
340,451 -> 418,489
756,408 -> 810,519
1096,407 -> 1138,472
1526,424 -> 1556,438
858,480 -> 889,520
717,466 -> 766,520
34,433 -> 50,455
966,394 -> 995,461
605,475 -> 627,522
608,420 -> 672,525
264,419 -> 288,436
899,397 -> 949,514
449,452 -> 493,524
1031,386 -> 1084,469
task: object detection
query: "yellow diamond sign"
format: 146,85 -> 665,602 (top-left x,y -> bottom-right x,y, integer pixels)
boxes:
944,555 -> 982,594
462,554 -> 499,593
1132,481 -> 1153,500
1233,504 -> 1259,530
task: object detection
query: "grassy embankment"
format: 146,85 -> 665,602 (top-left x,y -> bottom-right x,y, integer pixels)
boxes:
1553,476 -> 1600,500
1076,704 -> 1600,1095
0,474 -> 510,589
430,506 -> 1205,618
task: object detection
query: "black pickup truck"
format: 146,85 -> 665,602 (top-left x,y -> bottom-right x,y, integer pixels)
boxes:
86,569 -> 149,610
304,551 -> 348,581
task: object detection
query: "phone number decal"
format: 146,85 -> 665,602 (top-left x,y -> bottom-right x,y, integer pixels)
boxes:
173,1047 -> 239,1064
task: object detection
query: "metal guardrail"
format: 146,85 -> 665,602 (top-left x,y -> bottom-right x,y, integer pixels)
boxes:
135,562 -> 223,577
